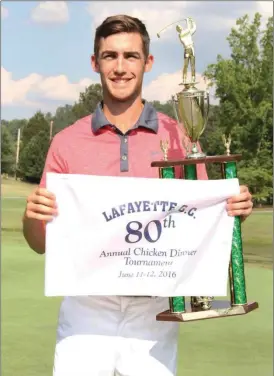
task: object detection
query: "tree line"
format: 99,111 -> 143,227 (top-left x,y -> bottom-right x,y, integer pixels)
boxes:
1,13 -> 273,205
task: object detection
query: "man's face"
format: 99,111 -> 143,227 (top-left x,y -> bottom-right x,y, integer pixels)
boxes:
92,32 -> 153,102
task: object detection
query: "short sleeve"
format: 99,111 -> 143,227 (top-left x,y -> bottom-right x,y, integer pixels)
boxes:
39,134 -> 68,189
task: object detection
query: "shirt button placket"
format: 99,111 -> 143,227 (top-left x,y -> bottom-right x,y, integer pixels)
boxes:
120,135 -> 129,172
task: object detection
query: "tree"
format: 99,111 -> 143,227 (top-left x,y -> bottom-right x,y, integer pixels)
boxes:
204,13 -> 273,204
1,119 -> 27,142
45,112 -> 53,123
1,125 -> 15,174
18,130 -> 50,183
72,84 -> 103,119
52,104 -> 78,135
237,164 -> 272,206
21,111 -> 49,150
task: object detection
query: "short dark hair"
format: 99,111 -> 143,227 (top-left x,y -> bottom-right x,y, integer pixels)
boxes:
94,14 -> 150,59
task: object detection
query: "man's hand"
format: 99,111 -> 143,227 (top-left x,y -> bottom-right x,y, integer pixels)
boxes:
226,185 -> 253,222
25,187 -> 58,223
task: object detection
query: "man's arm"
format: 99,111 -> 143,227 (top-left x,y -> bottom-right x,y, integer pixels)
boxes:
23,215 -> 45,255
187,17 -> 196,35
22,134 -> 66,254
22,188 -> 57,254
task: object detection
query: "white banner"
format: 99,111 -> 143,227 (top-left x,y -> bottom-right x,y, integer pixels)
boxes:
45,173 -> 239,297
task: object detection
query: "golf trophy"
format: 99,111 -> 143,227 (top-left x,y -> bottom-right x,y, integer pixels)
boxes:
152,17 -> 259,322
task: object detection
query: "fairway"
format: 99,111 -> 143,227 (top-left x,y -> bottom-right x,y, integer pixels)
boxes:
1,179 -> 273,376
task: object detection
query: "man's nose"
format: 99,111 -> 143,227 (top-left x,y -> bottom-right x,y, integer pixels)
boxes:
114,56 -> 126,74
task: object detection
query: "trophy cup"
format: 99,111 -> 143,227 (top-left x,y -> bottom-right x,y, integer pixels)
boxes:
152,17 -> 259,322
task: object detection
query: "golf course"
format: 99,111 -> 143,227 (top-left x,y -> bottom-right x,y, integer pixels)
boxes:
1,178 -> 273,376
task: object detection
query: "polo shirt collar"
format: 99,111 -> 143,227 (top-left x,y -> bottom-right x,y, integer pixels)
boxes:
91,100 -> 158,133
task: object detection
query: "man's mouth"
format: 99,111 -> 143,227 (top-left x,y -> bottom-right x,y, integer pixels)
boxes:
110,78 -> 132,84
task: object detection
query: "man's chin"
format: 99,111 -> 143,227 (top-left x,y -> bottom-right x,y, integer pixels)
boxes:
109,91 -> 137,103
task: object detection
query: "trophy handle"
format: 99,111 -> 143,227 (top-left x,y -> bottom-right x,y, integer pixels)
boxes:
200,91 -> 210,136
171,95 -> 180,124
181,138 -> 191,154
172,95 -> 187,135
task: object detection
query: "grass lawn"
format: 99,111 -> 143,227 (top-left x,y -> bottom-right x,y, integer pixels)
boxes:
1,179 -> 273,376
1,178 -> 38,197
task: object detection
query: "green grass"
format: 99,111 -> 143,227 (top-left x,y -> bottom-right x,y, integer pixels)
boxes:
1,177 -> 37,197
241,212 -> 273,268
1,179 -> 273,376
2,236 -> 61,376
178,266 -> 273,376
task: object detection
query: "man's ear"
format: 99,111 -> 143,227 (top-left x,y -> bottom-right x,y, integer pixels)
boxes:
144,54 -> 154,73
91,55 -> 100,73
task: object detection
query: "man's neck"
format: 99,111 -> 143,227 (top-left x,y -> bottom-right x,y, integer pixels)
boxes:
102,96 -> 144,134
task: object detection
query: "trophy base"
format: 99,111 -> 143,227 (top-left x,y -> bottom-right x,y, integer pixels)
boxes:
179,81 -> 199,87
186,152 -> 206,159
156,300 -> 259,322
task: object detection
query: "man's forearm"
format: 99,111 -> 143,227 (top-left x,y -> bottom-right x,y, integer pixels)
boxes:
22,214 -> 46,254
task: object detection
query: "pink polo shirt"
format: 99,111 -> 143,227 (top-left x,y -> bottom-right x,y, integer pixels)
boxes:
39,101 -> 207,188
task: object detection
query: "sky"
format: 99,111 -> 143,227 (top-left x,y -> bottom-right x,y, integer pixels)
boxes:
1,1 -> 273,120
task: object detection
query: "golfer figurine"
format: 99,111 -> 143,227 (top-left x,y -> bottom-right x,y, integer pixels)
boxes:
176,17 -> 196,84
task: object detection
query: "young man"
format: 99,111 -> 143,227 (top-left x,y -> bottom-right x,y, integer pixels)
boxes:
23,15 -> 253,376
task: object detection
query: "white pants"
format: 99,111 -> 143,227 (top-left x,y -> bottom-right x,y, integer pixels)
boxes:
53,296 -> 179,376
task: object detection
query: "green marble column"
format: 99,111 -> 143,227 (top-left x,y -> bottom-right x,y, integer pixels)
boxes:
184,164 -> 197,180
224,162 -> 247,305
160,167 -> 186,313
184,164 -> 198,310
160,167 -> 176,179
